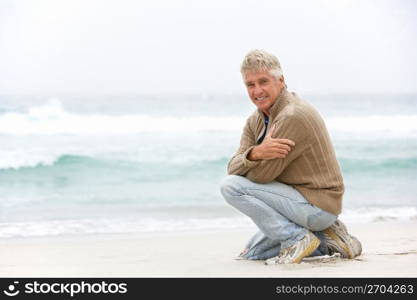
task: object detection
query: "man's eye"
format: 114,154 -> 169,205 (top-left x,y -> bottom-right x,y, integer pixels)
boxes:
247,83 -> 254,87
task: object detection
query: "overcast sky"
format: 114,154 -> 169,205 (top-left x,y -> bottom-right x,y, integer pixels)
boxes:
0,0 -> 416,95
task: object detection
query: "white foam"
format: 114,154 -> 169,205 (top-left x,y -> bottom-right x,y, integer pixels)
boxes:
340,206 -> 417,223
0,99 -> 244,135
0,216 -> 255,238
0,206 -> 416,238
0,150 -> 59,170
326,115 -> 417,139
1,99 -> 417,137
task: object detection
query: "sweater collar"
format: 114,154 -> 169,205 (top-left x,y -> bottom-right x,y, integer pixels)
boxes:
257,87 -> 290,121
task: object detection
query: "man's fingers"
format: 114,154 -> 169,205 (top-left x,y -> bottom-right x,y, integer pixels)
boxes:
274,138 -> 295,146
280,148 -> 290,154
265,147 -> 289,156
263,148 -> 290,159
270,142 -> 291,152
269,140 -> 294,150
270,149 -> 289,159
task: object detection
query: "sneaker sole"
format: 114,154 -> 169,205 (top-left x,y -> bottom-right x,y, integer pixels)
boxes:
293,235 -> 321,264
323,227 -> 353,259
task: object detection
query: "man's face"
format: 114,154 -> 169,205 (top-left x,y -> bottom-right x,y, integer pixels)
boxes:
243,70 -> 285,116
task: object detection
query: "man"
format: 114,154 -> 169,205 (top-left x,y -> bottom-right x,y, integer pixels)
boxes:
220,49 -> 361,264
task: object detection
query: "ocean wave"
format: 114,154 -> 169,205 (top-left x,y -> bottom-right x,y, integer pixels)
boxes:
1,152 -> 415,175
340,206 -> 417,223
339,156 -> 417,173
1,100 -> 417,137
0,154 -> 230,176
0,154 -> 104,171
0,216 -> 255,238
0,100 -> 244,135
326,115 -> 417,138
0,206 -> 415,238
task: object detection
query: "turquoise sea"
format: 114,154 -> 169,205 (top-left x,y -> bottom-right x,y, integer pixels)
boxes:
0,93 -> 416,238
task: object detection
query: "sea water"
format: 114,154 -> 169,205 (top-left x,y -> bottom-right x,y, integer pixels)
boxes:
0,93 -> 416,238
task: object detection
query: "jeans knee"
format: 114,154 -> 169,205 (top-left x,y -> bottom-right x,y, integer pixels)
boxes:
307,213 -> 337,232
219,175 -> 244,200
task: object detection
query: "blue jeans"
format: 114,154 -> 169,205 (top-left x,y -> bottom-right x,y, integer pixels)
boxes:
220,175 -> 337,260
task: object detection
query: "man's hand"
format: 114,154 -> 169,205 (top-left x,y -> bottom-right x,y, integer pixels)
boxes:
247,124 -> 295,161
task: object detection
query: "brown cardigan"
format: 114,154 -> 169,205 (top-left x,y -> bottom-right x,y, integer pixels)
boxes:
227,88 -> 344,215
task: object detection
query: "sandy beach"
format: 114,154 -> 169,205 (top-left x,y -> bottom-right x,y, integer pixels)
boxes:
0,221 -> 416,277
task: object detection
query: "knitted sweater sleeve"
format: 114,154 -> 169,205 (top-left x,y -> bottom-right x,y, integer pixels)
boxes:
227,116 -> 262,175
245,113 -> 311,183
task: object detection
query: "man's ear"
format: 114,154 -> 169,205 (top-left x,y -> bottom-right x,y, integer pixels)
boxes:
279,76 -> 285,84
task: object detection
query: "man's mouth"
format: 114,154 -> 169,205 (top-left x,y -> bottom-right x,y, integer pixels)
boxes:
255,96 -> 267,101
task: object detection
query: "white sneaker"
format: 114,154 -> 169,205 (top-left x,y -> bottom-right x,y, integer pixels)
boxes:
323,220 -> 362,259
265,231 -> 320,265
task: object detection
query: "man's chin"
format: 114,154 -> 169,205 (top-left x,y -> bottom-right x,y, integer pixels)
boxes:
257,104 -> 271,112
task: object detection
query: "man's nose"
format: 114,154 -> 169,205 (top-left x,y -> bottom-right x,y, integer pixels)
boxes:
254,85 -> 263,96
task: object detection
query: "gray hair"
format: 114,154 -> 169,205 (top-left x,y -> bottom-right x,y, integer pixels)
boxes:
240,49 -> 283,79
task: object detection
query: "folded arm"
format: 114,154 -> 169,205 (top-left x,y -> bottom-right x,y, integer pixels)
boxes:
227,112 -> 311,184
245,115 -> 311,183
